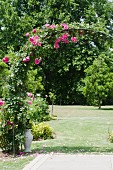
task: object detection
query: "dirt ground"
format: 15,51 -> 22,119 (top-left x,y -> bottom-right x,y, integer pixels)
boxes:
0,151 -> 14,160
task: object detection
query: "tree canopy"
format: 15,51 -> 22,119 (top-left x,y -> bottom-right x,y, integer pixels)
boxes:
82,55 -> 113,108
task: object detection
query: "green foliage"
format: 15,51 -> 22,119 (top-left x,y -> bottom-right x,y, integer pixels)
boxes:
81,56 -> 113,108
49,92 -> 56,103
0,131 -> 24,152
0,97 -> 27,152
27,68 -> 44,93
0,0 -> 36,53
0,132 -> 13,151
32,122 -> 54,140
0,60 -> 9,97
27,96 -> 50,122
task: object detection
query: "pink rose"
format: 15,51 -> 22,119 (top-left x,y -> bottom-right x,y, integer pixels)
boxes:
35,58 -> 41,65
31,96 -> 34,101
32,29 -> 36,33
7,121 -> 12,125
63,39 -> 69,44
23,56 -> 30,62
61,23 -> 68,30
27,92 -> 33,97
2,56 -> 9,63
23,58 -> 27,62
44,24 -> 50,27
37,42 -> 42,46
71,37 -> 77,43
28,101 -> 32,105
25,33 -> 29,37
49,25 -> 56,29
54,43 -> 60,49
29,35 -> 40,46
26,56 -> 30,61
0,99 -> 4,106
61,34 -> 68,43
61,34 -> 68,40
55,37 -> 62,44
29,36 -> 34,42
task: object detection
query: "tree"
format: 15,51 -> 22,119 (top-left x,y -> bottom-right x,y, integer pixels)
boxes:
82,56 -> 113,108
0,0 -> 44,53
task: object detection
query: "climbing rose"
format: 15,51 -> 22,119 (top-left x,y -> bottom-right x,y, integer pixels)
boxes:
23,58 -> 27,62
44,24 -> 50,27
32,29 -> 36,33
54,42 -> 60,49
61,34 -> 69,43
28,101 -> 32,105
31,96 -> 34,101
49,25 -> 56,29
2,56 -> 9,63
0,99 -> 4,106
29,36 -> 34,42
61,34 -> 68,40
7,121 -> 12,126
29,35 -> 41,46
25,33 -> 29,37
35,58 -> 41,65
23,56 -> 30,62
26,56 -> 30,61
71,37 -> 77,43
55,37 -> 62,43
54,33 -> 69,49
37,42 -> 42,46
63,39 -> 69,44
61,23 -> 68,30
27,92 -> 33,97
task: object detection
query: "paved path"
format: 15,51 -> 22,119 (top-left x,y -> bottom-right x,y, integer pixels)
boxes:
23,153 -> 113,170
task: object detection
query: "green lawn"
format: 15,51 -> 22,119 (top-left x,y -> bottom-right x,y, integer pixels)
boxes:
0,155 -> 35,170
1,105 -> 113,170
32,105 -> 113,154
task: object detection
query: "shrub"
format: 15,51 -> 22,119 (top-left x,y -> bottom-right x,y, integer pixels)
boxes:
0,97 -> 27,152
0,131 -> 24,152
0,133 -> 13,151
32,122 -> 54,140
28,96 -> 51,122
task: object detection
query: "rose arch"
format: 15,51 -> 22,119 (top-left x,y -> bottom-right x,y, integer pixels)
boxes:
0,22 -> 109,155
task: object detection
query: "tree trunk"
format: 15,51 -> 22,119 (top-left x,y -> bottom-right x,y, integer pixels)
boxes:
98,98 -> 101,109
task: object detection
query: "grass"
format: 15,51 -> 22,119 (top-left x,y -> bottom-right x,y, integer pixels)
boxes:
32,105 -> 113,154
1,105 -> 113,170
0,155 -> 35,170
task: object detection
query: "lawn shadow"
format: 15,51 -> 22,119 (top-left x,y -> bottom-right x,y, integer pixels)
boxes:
100,108 -> 113,110
32,145 -> 113,154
